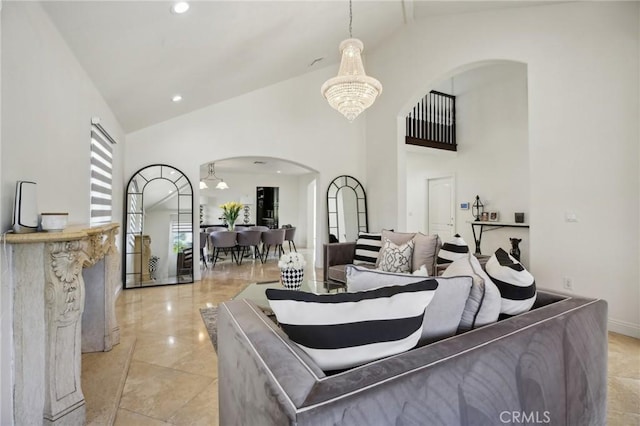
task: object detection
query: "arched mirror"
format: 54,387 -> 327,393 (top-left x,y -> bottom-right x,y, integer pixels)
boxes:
327,175 -> 368,242
123,164 -> 194,288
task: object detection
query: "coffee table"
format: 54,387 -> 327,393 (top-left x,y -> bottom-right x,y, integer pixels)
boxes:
234,280 -> 342,312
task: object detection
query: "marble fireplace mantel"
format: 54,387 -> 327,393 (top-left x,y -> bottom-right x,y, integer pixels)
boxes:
4,223 -> 120,426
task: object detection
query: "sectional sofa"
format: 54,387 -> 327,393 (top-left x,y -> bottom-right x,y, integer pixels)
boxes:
217,290 -> 607,425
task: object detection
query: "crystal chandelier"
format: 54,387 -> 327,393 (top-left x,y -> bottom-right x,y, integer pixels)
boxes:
321,0 -> 382,122
200,163 -> 229,190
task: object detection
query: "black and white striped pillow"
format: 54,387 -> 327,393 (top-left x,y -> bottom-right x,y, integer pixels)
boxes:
266,280 -> 439,371
353,231 -> 383,265
436,234 -> 469,265
486,248 -> 536,317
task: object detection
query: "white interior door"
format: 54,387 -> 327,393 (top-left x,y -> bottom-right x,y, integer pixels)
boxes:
427,177 -> 455,240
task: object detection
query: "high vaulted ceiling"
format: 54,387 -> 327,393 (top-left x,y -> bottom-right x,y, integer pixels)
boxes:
41,1 -> 551,133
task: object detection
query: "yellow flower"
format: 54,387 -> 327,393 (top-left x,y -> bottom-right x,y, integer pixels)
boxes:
220,201 -> 243,224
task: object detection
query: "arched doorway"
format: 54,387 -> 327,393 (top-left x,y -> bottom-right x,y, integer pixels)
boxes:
198,156 -> 320,261
400,60 -> 531,265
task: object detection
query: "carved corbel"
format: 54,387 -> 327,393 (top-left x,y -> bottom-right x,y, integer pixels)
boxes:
46,241 -> 88,324
84,227 -> 119,267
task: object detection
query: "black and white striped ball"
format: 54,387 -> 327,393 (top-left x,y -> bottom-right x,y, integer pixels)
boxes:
485,248 -> 536,316
436,234 -> 469,265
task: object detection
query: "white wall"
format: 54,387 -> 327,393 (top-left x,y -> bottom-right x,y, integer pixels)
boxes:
367,2 -> 640,336
0,3 -> 5,423
0,3 -> 125,424
406,63 -> 530,265
125,66 -> 367,268
1,2 -> 124,229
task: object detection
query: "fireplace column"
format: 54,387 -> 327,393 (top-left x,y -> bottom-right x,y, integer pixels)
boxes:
5,223 -> 120,426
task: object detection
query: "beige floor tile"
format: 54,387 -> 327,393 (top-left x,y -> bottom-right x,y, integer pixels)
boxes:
131,332 -> 218,378
168,379 -> 219,426
609,332 -> 640,380
82,336 -> 136,425
119,360 -> 213,421
608,410 -> 640,426
114,408 -> 173,426
608,375 -> 640,414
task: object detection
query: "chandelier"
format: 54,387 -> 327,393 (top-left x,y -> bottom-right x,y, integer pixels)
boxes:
200,163 -> 229,190
321,0 -> 382,122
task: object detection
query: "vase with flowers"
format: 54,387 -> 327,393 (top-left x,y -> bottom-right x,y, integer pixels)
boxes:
220,201 -> 243,231
278,252 -> 306,290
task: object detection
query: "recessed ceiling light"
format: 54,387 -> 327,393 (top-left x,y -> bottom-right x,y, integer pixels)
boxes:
171,2 -> 189,14
171,94 -> 182,102
276,170 -> 282,174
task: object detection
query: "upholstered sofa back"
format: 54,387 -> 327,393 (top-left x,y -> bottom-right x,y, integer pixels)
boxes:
218,291 -> 607,426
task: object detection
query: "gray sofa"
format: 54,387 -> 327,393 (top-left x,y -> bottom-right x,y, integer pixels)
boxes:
217,291 -> 607,426
323,241 -> 487,284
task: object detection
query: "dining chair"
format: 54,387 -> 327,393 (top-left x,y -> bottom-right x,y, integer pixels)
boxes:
210,231 -> 238,267
261,228 -> 286,261
283,227 -> 297,252
177,247 -> 193,275
236,230 -> 264,265
199,232 -> 208,268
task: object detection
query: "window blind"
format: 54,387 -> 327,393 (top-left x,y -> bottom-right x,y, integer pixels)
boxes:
90,125 -> 115,225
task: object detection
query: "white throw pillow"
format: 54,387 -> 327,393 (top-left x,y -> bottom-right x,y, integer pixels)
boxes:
412,265 -> 429,276
266,280 -> 438,371
485,248 -> 537,316
345,265 -> 472,345
442,253 -> 501,331
377,238 -> 414,274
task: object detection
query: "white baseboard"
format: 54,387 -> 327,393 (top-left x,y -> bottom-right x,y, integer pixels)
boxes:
608,318 -> 640,338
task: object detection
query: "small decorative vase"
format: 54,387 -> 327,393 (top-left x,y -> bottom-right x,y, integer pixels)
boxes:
227,220 -> 235,231
510,238 -> 522,261
243,205 -> 250,224
280,268 -> 304,290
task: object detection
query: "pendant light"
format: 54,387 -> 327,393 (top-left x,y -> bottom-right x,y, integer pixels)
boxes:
201,163 -> 229,190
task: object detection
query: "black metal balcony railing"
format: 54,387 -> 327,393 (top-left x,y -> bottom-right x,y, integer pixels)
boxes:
405,90 -> 456,151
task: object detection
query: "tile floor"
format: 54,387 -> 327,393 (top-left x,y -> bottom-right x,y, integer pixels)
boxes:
81,249 -> 639,425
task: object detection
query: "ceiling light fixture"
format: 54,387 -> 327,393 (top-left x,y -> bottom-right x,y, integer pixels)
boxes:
171,2 -> 190,14
201,163 -> 229,190
172,94 -> 183,102
321,0 -> 382,122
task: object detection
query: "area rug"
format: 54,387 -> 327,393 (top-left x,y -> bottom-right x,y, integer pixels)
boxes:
200,306 -> 218,352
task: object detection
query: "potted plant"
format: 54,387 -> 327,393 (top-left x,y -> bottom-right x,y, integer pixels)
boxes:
278,252 -> 306,290
220,201 -> 243,230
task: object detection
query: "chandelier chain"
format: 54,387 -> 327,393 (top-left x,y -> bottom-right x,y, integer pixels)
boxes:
349,0 -> 352,38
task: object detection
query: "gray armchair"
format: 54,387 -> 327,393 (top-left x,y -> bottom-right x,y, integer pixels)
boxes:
323,242 -> 357,285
